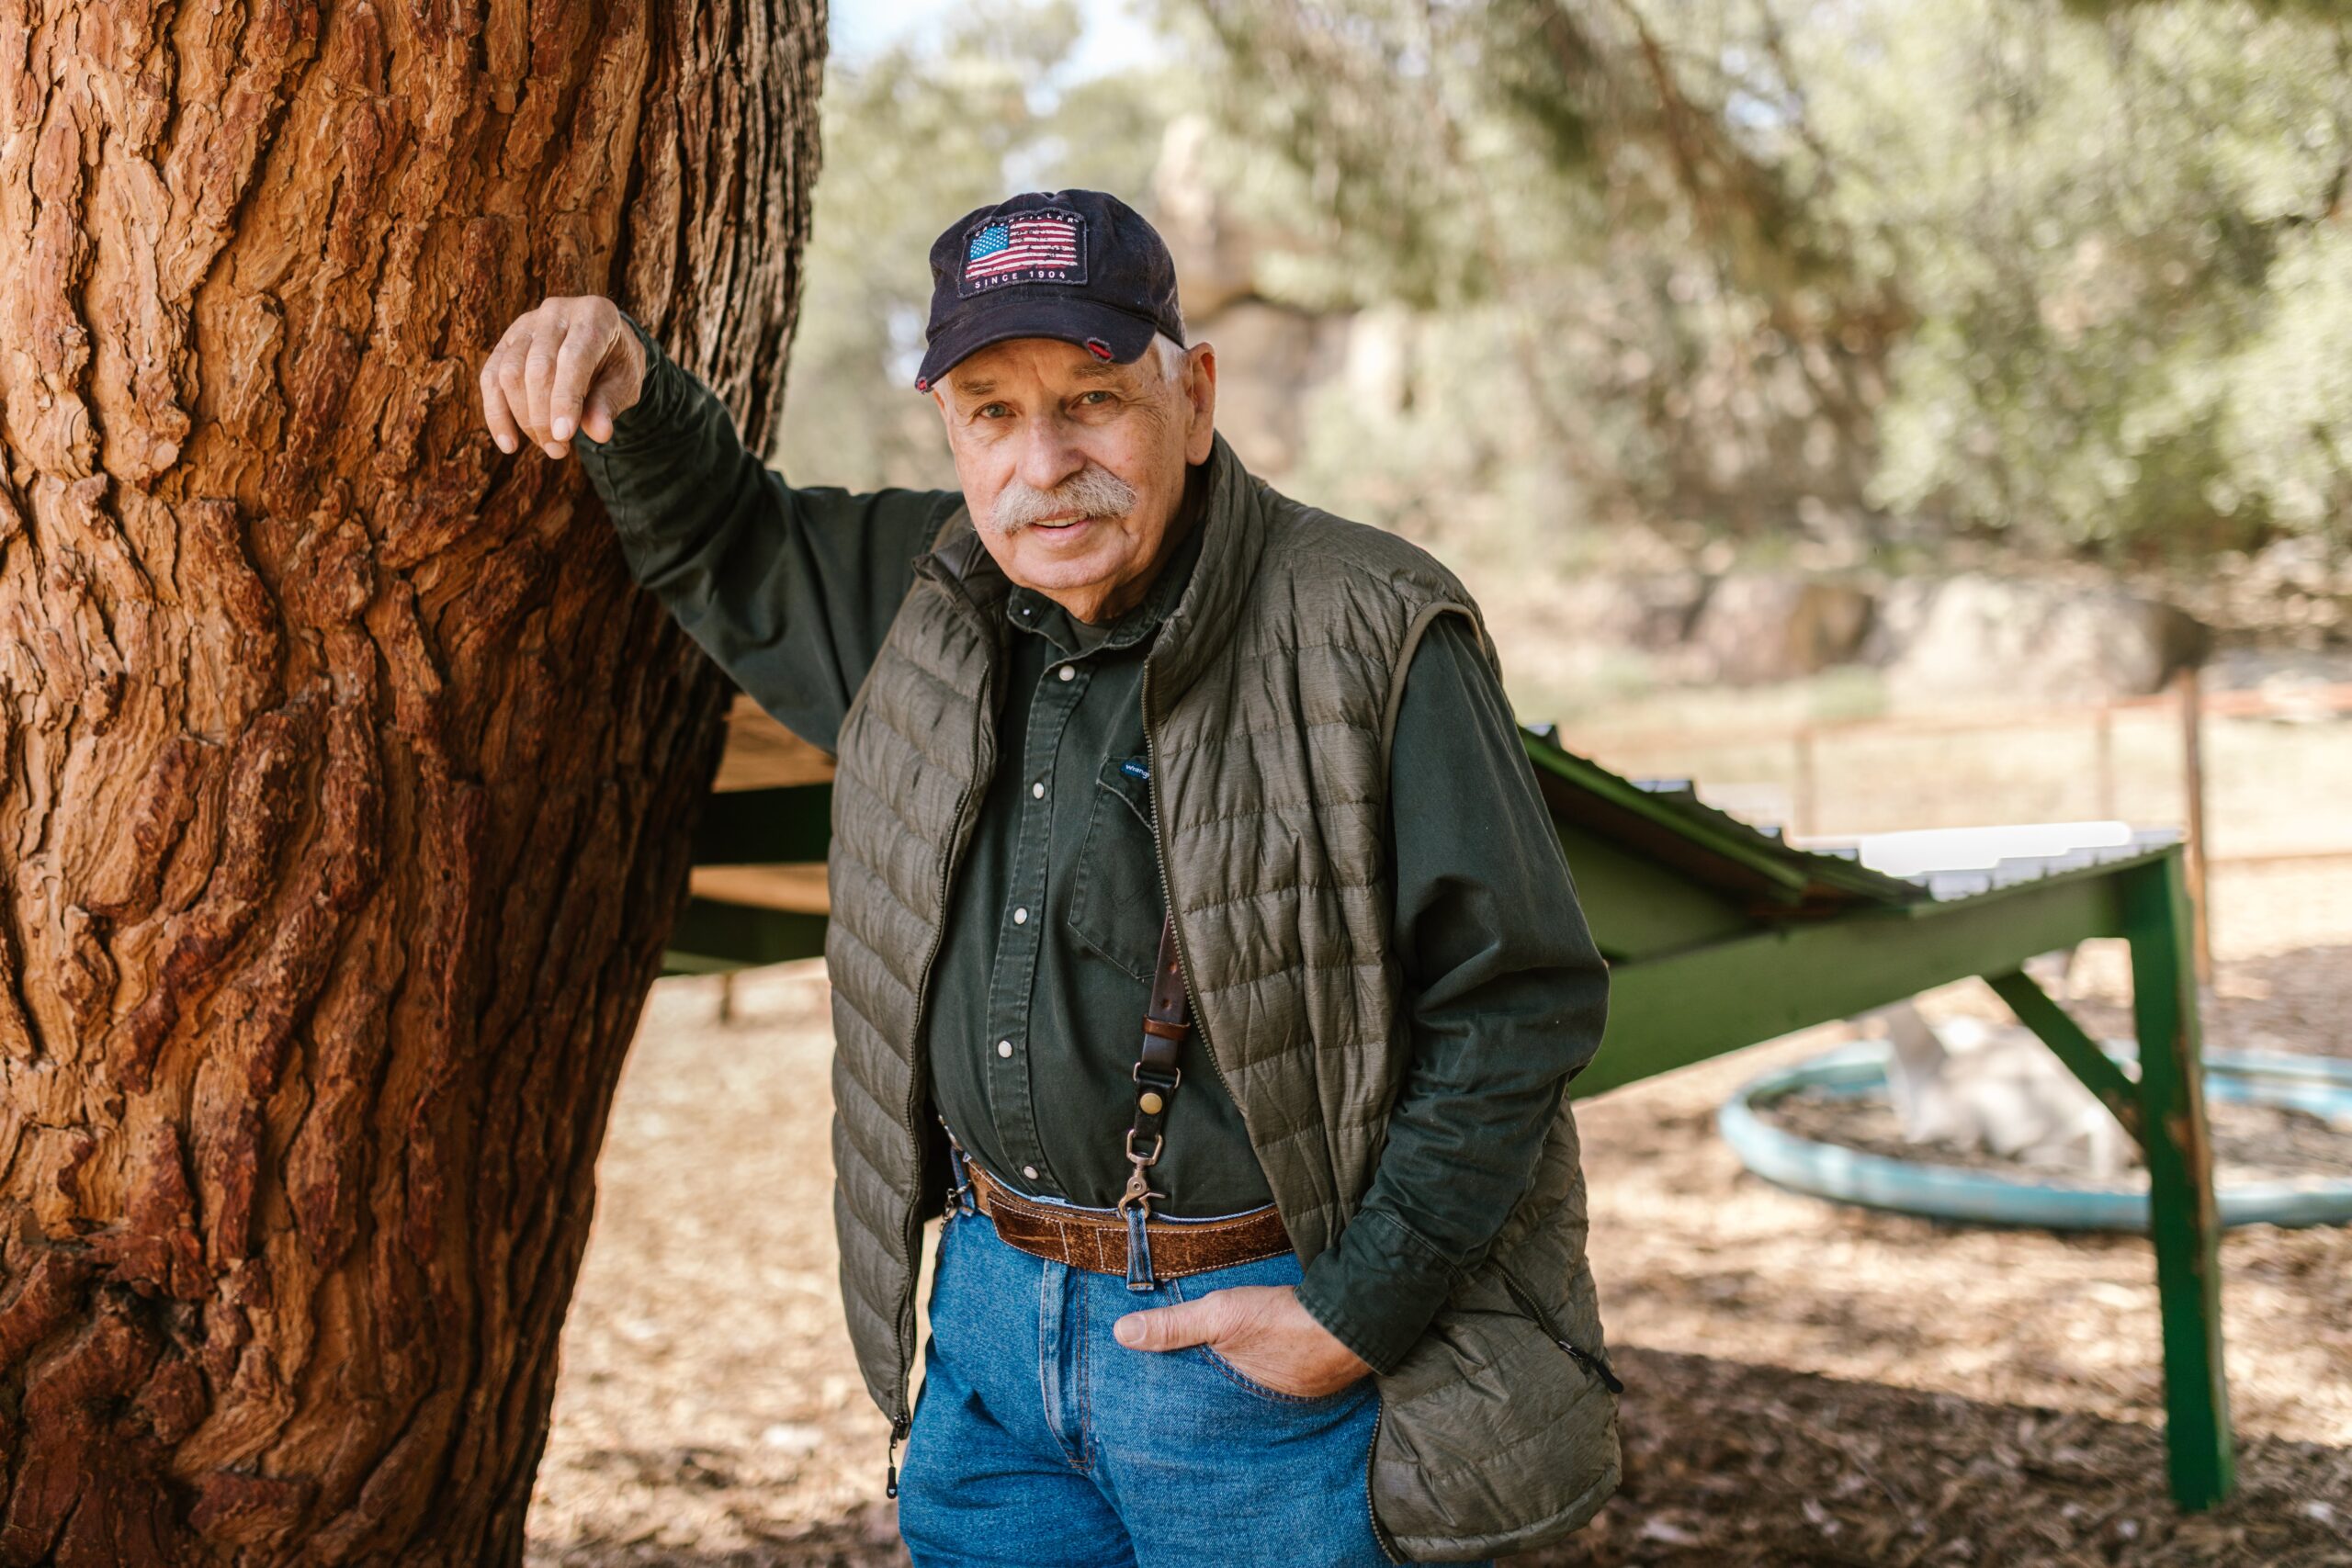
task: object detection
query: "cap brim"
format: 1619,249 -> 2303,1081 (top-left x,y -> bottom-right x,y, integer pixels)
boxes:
914,296 -> 1159,389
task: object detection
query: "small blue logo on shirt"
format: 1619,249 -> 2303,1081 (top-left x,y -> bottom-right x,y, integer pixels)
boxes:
1120,758 -> 1150,782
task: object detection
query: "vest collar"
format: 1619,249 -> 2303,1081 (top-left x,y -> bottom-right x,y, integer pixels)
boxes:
1145,432 -> 1268,716
913,511 -> 1012,633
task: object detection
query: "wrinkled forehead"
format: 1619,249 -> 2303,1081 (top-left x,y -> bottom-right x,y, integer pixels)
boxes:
942,335 -> 1148,399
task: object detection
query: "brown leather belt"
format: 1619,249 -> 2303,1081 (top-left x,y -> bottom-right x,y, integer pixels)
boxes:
963,1156 -> 1293,1281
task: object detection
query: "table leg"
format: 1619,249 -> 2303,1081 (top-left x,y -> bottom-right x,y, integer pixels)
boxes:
2125,849 -> 2233,1510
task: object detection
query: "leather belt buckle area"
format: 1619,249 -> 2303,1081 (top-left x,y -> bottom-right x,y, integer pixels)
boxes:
962,1159 -> 1293,1282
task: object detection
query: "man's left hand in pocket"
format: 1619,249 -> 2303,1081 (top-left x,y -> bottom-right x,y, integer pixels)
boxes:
1114,1286 -> 1374,1399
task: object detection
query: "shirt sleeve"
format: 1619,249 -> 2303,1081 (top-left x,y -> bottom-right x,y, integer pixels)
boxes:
1291,612 -> 1611,1374
573,310 -> 962,753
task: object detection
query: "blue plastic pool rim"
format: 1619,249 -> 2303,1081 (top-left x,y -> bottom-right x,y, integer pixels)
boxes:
1718,1041 -> 2352,1232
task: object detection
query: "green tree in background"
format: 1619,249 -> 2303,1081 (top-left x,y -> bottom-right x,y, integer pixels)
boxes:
1158,0 -> 1897,559
783,0 -> 2351,583
1169,0 -> 2352,568
1810,0 -> 2352,558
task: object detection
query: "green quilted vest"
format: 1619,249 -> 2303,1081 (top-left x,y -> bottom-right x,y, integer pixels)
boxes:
823,434 -> 1619,1560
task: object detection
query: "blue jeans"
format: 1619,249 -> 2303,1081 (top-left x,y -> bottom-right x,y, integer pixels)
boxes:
898,1203 -> 1484,1568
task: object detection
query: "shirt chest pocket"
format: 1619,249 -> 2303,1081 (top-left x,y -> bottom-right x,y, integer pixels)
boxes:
1066,755 -> 1165,984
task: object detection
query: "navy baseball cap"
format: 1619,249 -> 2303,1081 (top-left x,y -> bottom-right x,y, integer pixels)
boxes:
914,189 -> 1186,391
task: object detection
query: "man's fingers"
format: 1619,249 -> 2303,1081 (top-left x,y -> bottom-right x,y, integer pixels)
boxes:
547,321 -> 605,446
1114,1297 -> 1218,1352
477,299 -> 637,458
523,331 -> 563,457
480,321 -> 532,454
581,386 -> 616,445
480,359 -> 524,455
498,351 -> 542,452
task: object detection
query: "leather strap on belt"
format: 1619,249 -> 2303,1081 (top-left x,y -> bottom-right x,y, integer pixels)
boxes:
965,1156 -> 1293,1281
1129,913 -> 1192,1166
1117,914 -> 1197,1289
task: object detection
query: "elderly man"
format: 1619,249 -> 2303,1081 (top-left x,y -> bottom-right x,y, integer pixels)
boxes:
479,190 -> 1617,1566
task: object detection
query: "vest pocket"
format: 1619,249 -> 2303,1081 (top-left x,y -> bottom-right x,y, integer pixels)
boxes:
1066,756 -> 1164,983
1493,1260 -> 1623,1394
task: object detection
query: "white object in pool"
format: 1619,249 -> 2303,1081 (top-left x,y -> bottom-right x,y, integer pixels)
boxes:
1871,997 -> 2138,1178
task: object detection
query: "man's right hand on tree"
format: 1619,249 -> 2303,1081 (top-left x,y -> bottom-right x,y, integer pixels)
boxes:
479,296 -> 647,460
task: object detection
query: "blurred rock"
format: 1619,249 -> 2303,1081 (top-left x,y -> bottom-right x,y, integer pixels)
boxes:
1551,570 -> 1712,653
1871,574 -> 2208,705
1682,573 -> 1874,685
1191,299 -> 1347,476
1153,114 -> 1257,321
1152,116 -> 1354,477
1342,304 -> 1415,418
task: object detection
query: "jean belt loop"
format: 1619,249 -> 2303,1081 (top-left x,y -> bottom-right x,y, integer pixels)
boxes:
1125,1204 -> 1158,1292
944,1132 -> 976,1216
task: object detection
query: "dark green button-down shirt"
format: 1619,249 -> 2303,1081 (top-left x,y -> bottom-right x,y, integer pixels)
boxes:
579,314 -> 1610,1372
921,493 -> 1257,1213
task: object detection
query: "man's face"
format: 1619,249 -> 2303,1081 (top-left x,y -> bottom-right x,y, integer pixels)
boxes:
932,335 -> 1217,624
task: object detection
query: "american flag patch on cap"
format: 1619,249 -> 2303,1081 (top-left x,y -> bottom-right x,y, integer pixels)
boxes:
957,210 -> 1087,295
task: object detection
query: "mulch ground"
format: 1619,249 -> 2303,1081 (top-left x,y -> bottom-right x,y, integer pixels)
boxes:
525,870 -> 2352,1568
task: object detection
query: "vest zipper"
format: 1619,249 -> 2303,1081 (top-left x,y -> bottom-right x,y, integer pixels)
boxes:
1493,1259 -> 1623,1394
1363,1410 -> 1405,1565
881,586 -> 1000,1497
1136,673 -> 1238,1115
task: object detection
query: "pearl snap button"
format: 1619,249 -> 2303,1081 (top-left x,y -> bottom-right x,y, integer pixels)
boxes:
1057,665 -> 1075,682
1013,907 -> 1028,924
1032,781 -> 1046,798
1023,1166 -> 1039,1179
997,1040 -> 1012,1058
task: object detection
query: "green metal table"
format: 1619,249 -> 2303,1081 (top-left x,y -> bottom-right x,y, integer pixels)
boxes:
672,714 -> 2233,1511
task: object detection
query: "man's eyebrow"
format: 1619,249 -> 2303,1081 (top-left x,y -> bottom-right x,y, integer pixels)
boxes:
950,364 -> 1127,399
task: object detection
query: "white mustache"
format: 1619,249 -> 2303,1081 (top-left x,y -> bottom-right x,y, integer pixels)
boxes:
989,464 -> 1137,532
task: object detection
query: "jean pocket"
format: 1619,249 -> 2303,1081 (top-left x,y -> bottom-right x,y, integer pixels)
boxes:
1193,1343 -> 1359,1407
1170,1256 -> 1358,1409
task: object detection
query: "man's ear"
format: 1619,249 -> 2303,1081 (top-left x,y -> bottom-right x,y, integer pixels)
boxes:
1182,342 -> 1216,465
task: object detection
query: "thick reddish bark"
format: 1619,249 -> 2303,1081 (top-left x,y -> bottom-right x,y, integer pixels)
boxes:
0,2 -> 823,1560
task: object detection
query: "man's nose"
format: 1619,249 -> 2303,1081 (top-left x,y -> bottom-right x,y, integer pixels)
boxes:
1012,416 -> 1086,494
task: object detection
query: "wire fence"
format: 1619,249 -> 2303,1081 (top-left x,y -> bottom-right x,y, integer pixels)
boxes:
1566,674 -> 2352,982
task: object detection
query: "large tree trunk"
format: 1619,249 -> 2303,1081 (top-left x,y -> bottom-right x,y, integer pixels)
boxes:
0,2 -> 822,1560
